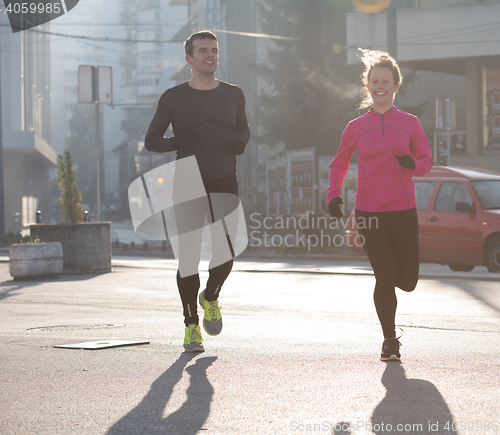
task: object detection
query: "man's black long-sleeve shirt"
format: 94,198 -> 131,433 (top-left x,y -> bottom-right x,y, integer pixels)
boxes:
144,80 -> 250,180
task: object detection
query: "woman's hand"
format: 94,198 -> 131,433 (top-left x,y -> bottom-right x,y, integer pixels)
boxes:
328,197 -> 344,218
396,155 -> 416,170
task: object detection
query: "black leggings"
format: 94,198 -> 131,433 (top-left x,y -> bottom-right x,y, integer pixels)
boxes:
355,208 -> 419,339
177,174 -> 239,326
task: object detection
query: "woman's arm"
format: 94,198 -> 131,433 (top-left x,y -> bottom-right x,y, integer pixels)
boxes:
327,124 -> 358,203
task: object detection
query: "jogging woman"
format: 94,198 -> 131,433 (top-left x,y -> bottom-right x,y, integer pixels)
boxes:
327,49 -> 433,361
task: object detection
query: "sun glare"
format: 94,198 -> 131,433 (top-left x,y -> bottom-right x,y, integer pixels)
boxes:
352,0 -> 392,13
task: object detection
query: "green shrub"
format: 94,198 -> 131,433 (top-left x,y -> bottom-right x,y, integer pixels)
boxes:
57,151 -> 86,223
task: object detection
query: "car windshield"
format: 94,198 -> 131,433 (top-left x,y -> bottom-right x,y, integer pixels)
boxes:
471,181 -> 500,210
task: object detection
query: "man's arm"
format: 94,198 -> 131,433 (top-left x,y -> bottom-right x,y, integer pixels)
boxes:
144,91 -> 178,153
228,87 -> 250,155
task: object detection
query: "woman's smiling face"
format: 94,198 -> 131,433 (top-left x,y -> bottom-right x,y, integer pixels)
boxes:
367,66 -> 400,110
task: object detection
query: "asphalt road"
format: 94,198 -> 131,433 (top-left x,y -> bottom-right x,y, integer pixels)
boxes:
0,255 -> 499,435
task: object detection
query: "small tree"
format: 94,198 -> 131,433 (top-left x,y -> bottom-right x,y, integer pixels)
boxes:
57,151 -> 86,223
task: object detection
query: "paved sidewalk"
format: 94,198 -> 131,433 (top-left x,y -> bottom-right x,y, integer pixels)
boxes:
108,220 -> 500,281
110,253 -> 499,282
1,249 -> 498,281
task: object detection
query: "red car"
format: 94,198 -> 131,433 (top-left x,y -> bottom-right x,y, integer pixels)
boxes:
346,166 -> 500,272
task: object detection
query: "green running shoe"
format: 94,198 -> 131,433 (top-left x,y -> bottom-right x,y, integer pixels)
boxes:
199,290 -> 222,336
183,324 -> 204,352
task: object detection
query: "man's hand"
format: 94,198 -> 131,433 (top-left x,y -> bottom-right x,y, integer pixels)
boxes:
172,130 -> 201,151
396,155 -> 416,170
227,138 -> 246,155
328,197 -> 344,219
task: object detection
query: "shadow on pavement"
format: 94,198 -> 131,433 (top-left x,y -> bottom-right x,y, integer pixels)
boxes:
0,278 -> 46,300
333,422 -> 352,434
0,273 -> 102,301
453,280 -> 500,317
370,363 -> 457,435
0,285 -> 22,301
107,353 -> 217,435
0,272 -> 109,288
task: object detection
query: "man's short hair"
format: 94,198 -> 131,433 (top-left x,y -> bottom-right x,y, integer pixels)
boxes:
184,30 -> 218,56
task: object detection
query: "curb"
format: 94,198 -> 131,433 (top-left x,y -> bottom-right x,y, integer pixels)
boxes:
109,258 -> 500,282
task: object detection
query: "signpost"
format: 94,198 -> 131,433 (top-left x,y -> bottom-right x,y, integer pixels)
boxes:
435,98 -> 456,166
78,65 -> 112,222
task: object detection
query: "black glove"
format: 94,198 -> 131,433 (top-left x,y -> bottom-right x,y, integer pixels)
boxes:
172,130 -> 201,152
227,138 -> 246,155
396,155 -> 416,170
328,197 -> 344,219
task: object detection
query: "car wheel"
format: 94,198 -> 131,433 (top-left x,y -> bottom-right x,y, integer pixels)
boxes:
484,237 -> 500,273
448,263 -> 475,272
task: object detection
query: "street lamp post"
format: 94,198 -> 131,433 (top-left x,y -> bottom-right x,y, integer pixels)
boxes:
0,22 -> 5,235
387,0 -> 397,59
78,65 -> 112,222
435,98 -> 456,166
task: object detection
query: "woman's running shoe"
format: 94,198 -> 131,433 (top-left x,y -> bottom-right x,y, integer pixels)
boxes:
183,324 -> 204,352
380,337 -> 401,361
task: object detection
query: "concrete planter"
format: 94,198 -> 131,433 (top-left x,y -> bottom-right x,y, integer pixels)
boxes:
9,242 -> 63,280
30,223 -> 111,274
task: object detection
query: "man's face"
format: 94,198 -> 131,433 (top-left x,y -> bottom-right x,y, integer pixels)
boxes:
186,38 -> 219,75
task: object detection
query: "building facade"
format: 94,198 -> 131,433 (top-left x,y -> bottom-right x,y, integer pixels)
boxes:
346,0 -> 500,171
1,11 -> 57,234
115,0 -> 187,219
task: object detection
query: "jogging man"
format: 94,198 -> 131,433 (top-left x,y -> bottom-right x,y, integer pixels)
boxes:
144,30 -> 250,352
